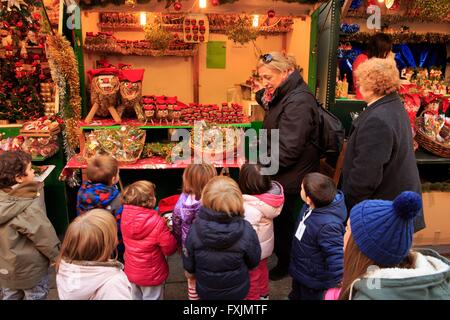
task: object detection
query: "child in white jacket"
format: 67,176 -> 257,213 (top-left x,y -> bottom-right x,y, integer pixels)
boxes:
56,209 -> 132,300
239,163 -> 284,300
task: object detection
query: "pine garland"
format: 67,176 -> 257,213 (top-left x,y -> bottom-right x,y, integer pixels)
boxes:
341,31 -> 450,44
422,180 -> 450,193
46,34 -> 82,186
226,16 -> 259,45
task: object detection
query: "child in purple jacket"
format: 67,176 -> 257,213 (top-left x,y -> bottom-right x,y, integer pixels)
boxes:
172,163 -> 216,300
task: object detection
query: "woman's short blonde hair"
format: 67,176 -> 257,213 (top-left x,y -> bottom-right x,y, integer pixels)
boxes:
56,209 -> 118,270
257,51 -> 298,73
121,180 -> 156,209
201,176 -> 244,217
354,57 -> 400,96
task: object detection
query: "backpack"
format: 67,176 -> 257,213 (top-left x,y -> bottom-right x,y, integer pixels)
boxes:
310,97 -> 345,164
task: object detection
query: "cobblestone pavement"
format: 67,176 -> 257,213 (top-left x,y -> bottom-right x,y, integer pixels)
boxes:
45,254 -> 291,300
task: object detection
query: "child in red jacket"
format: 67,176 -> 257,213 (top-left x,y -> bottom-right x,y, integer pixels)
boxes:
121,181 -> 177,300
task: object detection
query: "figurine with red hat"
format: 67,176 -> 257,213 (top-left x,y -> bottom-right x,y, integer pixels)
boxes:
117,68 -> 145,122
85,67 -> 121,124
156,104 -> 169,125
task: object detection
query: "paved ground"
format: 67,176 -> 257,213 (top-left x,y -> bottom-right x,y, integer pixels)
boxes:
46,254 -> 291,300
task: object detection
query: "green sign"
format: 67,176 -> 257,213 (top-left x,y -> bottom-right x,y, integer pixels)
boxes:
207,41 -> 226,69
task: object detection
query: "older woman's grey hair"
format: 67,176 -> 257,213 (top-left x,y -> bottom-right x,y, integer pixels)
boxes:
354,58 -> 400,96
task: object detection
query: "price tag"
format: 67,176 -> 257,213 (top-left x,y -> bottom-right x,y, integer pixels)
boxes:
295,207 -> 313,242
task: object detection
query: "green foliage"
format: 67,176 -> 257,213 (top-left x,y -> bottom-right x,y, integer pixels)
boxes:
422,180 -> 450,193
412,0 -> 450,20
144,22 -> 174,51
226,17 -> 259,45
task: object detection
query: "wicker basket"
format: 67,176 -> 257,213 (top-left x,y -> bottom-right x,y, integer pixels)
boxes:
83,130 -> 146,165
415,117 -> 450,158
190,128 -> 242,161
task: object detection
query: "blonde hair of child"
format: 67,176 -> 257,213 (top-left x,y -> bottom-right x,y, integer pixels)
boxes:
182,163 -> 217,200
86,155 -> 119,185
56,209 -> 118,271
257,51 -> 299,74
201,176 -> 244,217
121,180 -> 156,209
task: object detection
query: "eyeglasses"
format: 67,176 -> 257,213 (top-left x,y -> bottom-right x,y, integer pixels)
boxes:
260,53 -> 274,64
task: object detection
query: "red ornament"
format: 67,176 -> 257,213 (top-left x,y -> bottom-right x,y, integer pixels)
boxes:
173,1 -> 182,11
268,9 -> 275,18
211,0 -> 219,6
391,0 -> 400,10
16,21 -> 23,28
32,13 -> 41,21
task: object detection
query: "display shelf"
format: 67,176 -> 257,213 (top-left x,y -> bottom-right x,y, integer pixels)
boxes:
97,23 -> 143,31
84,47 -> 198,57
78,118 -> 252,129
415,148 -> 450,165
64,154 -> 245,170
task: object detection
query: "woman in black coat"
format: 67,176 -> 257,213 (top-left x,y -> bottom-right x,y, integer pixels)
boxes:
255,52 -> 320,280
342,58 -> 425,232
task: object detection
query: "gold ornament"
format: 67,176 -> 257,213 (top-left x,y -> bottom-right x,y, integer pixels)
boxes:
125,0 -> 136,7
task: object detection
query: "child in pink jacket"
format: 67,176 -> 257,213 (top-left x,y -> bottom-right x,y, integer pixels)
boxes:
239,163 -> 284,300
121,181 -> 177,300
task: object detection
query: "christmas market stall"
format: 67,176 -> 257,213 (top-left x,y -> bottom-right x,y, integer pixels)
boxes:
40,0 -> 323,231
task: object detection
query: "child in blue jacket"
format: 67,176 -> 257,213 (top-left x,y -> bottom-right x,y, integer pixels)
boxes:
288,172 -> 347,300
76,155 -> 124,260
182,176 -> 261,300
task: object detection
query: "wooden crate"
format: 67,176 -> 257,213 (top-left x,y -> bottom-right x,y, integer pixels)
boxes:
413,192 -> 450,246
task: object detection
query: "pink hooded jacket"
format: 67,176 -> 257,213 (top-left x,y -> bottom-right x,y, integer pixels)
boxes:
243,181 -> 284,260
121,205 -> 177,286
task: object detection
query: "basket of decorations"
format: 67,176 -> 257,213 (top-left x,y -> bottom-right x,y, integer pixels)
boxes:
84,125 -> 146,164
189,122 -> 242,161
20,116 -> 62,137
415,114 -> 450,158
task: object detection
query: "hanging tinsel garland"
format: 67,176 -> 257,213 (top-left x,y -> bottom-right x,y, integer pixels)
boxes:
46,34 -> 82,186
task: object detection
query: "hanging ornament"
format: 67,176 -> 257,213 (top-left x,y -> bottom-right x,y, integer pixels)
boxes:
211,0 -> 220,6
19,41 -> 28,59
173,1 -> 182,11
267,9 -> 275,19
385,0 -> 394,9
367,0 -> 377,6
124,0 -> 136,7
390,0 -> 400,10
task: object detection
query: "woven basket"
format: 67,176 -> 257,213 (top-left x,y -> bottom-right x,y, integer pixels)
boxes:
83,131 -> 146,165
415,117 -> 450,158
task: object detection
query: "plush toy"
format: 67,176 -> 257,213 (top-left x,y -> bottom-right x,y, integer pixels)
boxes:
117,69 -> 145,122
85,68 -> 121,123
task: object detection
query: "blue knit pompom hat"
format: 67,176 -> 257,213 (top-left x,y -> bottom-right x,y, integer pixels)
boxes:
350,191 -> 422,266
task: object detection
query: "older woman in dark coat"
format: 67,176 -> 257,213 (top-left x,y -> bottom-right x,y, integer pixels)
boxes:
255,52 -> 320,280
342,58 -> 425,232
